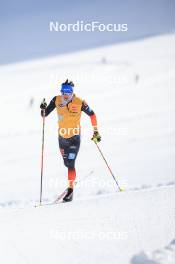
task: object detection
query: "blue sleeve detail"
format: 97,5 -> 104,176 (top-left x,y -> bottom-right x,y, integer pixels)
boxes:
81,100 -> 94,116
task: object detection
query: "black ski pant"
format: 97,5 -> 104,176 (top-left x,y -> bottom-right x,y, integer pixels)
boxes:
59,135 -> 80,169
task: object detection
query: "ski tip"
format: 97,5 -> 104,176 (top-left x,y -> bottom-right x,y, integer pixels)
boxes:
119,188 -> 125,192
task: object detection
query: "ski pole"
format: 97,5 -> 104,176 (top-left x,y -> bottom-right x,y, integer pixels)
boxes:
94,142 -> 123,192
40,99 -> 46,205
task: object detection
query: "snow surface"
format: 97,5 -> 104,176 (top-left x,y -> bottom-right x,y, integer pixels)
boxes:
0,33 -> 175,263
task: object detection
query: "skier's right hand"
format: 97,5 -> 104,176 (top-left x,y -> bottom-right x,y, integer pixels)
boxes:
40,99 -> 47,110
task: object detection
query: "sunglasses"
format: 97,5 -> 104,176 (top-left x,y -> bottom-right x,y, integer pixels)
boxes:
61,92 -> 72,96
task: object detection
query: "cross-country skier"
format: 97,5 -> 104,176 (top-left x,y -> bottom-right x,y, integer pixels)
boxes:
40,79 -> 101,202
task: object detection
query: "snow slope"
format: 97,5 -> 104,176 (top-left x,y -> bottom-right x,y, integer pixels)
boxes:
0,186 -> 175,264
0,33 -> 175,263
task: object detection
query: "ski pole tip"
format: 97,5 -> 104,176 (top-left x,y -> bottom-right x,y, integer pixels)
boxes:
119,187 -> 125,192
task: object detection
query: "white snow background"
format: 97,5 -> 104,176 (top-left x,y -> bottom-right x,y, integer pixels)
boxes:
0,33 -> 175,264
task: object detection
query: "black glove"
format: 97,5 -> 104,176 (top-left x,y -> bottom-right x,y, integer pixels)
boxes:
40,99 -> 47,110
91,131 -> 101,143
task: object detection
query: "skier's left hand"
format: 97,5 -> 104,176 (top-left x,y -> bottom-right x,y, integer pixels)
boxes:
91,130 -> 101,143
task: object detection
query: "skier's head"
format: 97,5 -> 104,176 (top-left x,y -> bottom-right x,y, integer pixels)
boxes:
61,79 -> 74,101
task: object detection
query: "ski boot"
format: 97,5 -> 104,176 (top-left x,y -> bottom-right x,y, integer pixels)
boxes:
63,188 -> 73,202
